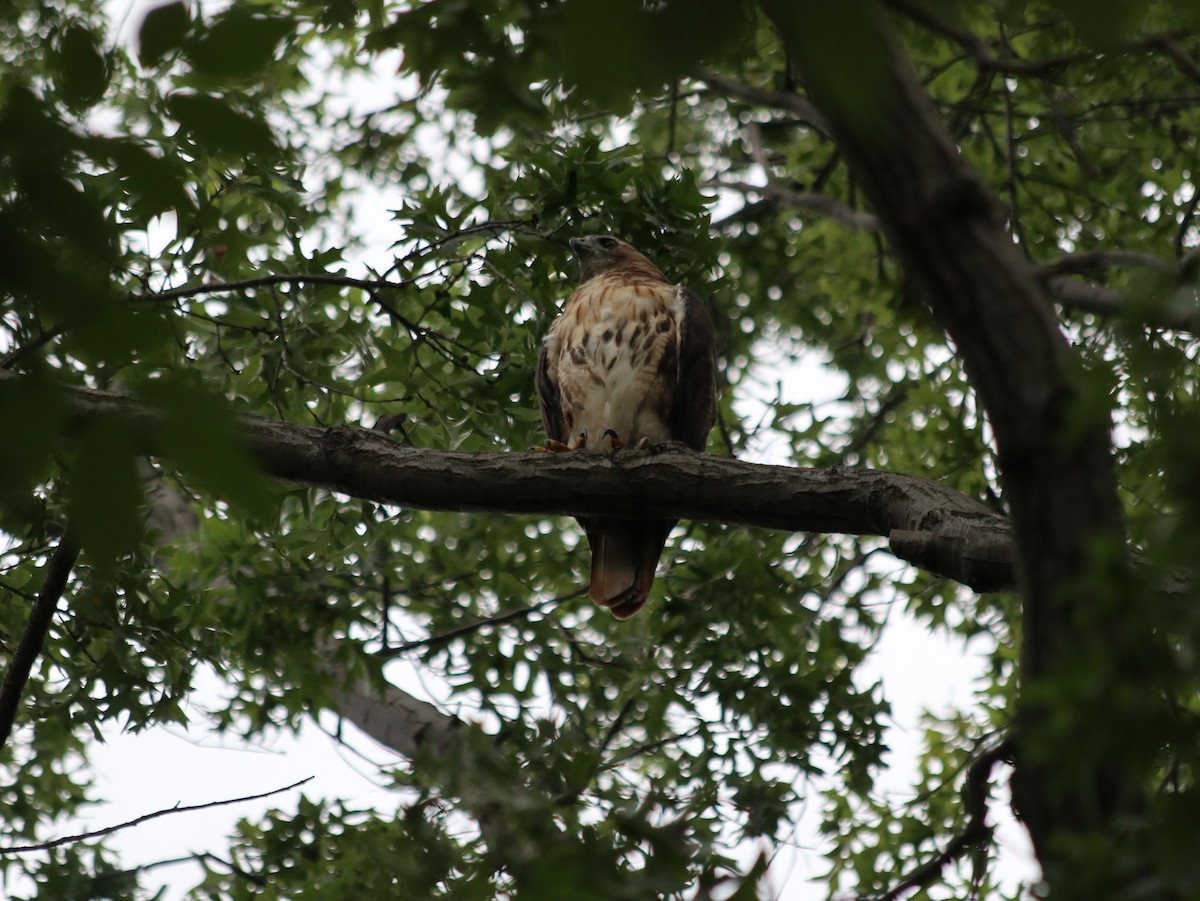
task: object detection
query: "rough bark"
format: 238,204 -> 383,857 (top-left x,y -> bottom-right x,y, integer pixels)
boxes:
0,369 -> 1016,592
764,0 -> 1150,892
0,536 -> 79,753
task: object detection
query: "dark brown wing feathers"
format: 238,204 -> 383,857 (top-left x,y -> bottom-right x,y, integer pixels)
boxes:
670,288 -> 718,451
535,341 -> 566,443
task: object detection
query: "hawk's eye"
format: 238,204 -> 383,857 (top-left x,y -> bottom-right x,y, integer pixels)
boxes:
598,237 -> 618,249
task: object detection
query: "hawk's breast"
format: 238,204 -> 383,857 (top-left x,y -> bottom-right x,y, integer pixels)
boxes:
544,275 -> 682,452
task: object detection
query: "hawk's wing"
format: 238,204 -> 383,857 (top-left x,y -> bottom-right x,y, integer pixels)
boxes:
535,341 -> 566,444
669,287 -> 718,451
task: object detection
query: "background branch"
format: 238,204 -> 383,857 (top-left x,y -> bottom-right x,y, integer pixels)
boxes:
0,777 -> 313,854
0,535 -> 79,754
872,740 -> 1012,901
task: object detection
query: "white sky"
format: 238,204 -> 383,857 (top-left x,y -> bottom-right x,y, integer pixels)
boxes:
1,3 -> 1041,899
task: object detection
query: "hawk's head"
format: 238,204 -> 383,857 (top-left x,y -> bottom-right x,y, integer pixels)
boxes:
569,235 -> 666,284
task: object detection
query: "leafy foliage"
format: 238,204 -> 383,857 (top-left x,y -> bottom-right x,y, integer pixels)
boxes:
2,0 -> 1200,898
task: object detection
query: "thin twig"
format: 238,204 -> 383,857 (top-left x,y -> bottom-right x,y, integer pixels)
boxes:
696,70 -> 832,137
0,777 -> 314,854
868,739 -> 1012,901
718,181 -> 881,232
143,273 -> 411,303
376,587 -> 588,658
1150,36 -> 1200,89
0,535 -> 79,754
1175,187 -> 1200,260
0,328 -> 64,370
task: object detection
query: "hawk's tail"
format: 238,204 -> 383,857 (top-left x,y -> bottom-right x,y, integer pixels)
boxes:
585,519 -> 675,619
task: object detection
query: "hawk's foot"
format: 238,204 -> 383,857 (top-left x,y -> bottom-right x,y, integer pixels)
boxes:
533,439 -> 573,453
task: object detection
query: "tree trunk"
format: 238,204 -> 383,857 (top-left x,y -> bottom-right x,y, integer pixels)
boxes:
764,1 -> 1154,895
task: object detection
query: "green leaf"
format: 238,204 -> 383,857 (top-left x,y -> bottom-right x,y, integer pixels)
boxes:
0,372 -> 68,501
184,8 -> 294,78
103,139 -> 195,218
67,416 -> 143,577
137,1 -> 191,68
166,92 -> 277,158
141,378 -> 275,522
52,25 -> 109,109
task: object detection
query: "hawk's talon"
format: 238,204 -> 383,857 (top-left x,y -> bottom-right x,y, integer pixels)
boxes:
603,428 -> 625,450
534,439 -> 573,453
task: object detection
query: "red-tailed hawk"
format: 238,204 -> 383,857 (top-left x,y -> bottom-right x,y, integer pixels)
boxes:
536,235 -> 718,619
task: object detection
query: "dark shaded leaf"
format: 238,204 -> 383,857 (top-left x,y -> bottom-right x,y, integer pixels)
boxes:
166,92 -> 278,157
68,417 -> 143,577
137,0 -> 191,68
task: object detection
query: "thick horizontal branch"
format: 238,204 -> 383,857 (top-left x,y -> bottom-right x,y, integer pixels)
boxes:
2,371 -> 1016,593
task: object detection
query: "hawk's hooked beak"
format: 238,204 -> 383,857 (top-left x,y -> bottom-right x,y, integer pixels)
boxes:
569,237 -> 590,278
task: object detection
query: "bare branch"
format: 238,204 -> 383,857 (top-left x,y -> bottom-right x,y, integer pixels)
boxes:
378,587 -> 589,658
0,777 -> 313,854
696,69 -> 832,136
720,181 -> 881,232
881,0 -> 1088,76
141,273 -> 412,304
0,536 -> 79,754
869,740 -> 1012,901
1042,250 -> 1173,276
1149,35 -> 1200,89
1047,277 -> 1200,334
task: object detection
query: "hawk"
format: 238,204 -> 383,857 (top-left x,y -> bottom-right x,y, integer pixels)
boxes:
536,235 -> 718,619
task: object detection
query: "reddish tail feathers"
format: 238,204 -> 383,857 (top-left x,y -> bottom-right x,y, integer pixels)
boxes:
585,520 -> 674,619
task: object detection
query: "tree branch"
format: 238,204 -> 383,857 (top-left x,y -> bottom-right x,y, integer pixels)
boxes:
136,458 -> 553,881
1047,278 -> 1200,334
0,777 -> 312,854
0,371 -> 1018,593
1041,249 -> 1173,276
765,0 -> 1150,880
1148,35 -> 1200,89
869,740 -> 1012,901
696,70 -> 832,137
720,181 -> 882,232
378,588 -> 588,658
0,535 -> 79,754
319,636 -> 581,876
881,0 -> 1089,76
142,272 -> 411,303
